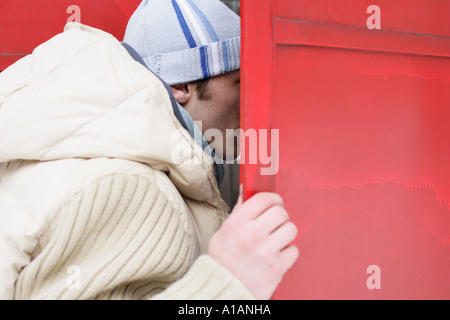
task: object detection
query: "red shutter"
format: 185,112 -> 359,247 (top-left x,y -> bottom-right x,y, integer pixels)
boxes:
241,0 -> 450,299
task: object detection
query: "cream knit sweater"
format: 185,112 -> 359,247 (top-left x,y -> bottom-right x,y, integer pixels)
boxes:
14,172 -> 252,300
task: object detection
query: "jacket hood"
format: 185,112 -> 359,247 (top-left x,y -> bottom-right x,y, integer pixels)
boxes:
0,23 -> 228,211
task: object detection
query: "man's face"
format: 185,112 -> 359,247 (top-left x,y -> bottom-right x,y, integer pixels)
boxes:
179,70 -> 241,161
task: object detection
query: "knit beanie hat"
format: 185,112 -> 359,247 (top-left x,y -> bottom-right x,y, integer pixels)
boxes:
123,0 -> 241,85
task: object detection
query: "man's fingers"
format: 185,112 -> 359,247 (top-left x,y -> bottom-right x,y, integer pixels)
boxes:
279,245 -> 300,272
267,221 -> 298,253
253,205 -> 289,236
209,188 -> 298,301
233,184 -> 244,209
233,192 -> 284,220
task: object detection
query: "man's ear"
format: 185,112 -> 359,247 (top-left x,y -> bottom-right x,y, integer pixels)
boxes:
170,83 -> 193,105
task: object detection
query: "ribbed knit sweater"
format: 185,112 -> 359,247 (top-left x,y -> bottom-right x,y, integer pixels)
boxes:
13,172 -> 253,300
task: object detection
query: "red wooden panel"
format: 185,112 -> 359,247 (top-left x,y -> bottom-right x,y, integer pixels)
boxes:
0,0 -> 141,70
240,0 -> 275,199
277,0 -> 450,38
241,0 -> 450,299
276,18 -> 450,59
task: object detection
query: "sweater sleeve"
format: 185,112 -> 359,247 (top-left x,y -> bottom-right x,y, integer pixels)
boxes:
151,254 -> 254,300
13,172 -> 253,300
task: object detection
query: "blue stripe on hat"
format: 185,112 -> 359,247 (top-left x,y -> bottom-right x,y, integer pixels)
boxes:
221,41 -> 230,73
185,0 -> 220,42
172,0 -> 197,48
199,45 -> 210,78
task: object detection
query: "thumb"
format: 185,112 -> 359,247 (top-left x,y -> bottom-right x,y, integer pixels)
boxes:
231,184 -> 244,213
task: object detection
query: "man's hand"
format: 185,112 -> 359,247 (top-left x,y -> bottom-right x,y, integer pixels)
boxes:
208,187 -> 299,300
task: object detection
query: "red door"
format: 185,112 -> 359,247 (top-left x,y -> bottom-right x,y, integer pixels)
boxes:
0,0 -> 141,70
241,0 -> 450,299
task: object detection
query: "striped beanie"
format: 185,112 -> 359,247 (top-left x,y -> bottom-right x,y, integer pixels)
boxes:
123,0 -> 241,85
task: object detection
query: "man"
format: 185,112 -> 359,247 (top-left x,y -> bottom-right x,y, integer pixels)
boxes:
0,0 -> 298,299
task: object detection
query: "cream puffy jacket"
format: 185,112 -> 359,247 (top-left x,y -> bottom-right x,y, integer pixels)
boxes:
0,23 -> 252,300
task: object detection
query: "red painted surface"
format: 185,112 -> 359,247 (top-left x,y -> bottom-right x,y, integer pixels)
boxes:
276,0 -> 450,38
0,0 -> 141,70
241,0 -> 450,299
